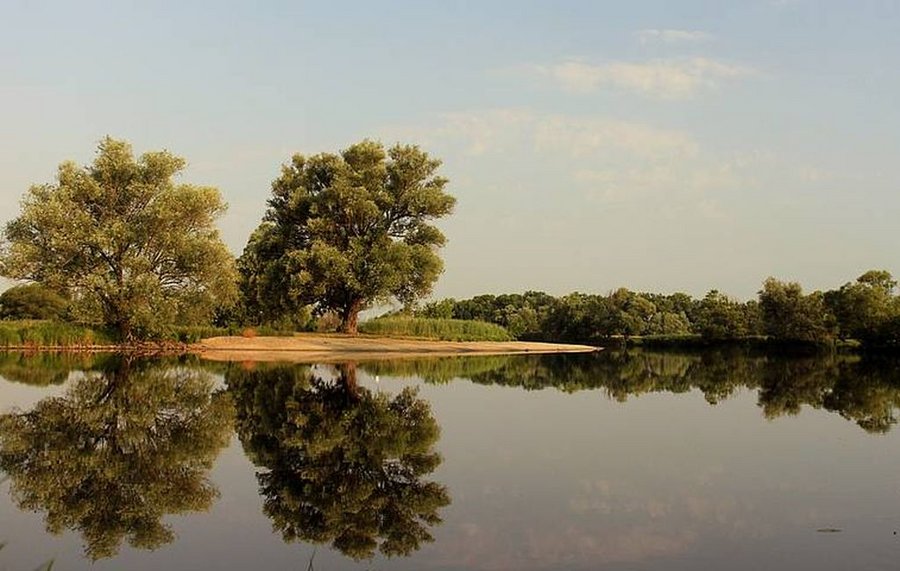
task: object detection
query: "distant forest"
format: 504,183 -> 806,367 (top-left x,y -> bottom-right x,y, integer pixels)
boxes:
411,270 -> 900,349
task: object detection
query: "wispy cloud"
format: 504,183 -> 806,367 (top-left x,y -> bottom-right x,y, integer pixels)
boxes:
397,109 -> 698,159
636,29 -> 713,44
382,109 -> 745,219
531,115 -> 698,159
531,57 -> 756,99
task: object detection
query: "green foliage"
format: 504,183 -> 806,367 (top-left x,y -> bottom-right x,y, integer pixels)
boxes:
0,284 -> 68,320
694,290 -> 759,340
644,311 -> 692,336
825,270 -> 899,345
227,364 -> 450,560
239,140 -> 456,334
445,291 -> 557,340
234,224 -> 316,328
1,138 -> 238,339
759,278 -> 835,344
0,320 -> 113,347
0,359 -> 234,559
414,270 -> 900,351
424,290 -> 697,343
543,293 -> 597,342
359,316 -> 512,341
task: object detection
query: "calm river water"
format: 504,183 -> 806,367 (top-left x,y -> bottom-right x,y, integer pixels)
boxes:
1,350 -> 899,570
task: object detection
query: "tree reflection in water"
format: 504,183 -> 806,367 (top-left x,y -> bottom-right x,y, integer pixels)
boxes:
227,362 -> 450,561
362,350 -> 900,434
0,357 -> 233,559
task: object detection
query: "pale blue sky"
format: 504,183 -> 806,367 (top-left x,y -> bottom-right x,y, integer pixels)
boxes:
2,0 -> 899,300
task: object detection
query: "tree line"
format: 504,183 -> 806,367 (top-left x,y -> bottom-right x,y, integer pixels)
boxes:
412,270 -> 900,349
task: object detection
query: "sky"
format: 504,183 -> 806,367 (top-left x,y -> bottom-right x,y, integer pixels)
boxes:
2,0 -> 899,301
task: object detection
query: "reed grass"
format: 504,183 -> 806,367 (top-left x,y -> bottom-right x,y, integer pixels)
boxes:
359,317 -> 512,342
0,321 -> 114,347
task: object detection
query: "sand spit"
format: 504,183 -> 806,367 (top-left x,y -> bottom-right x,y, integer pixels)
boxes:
194,334 -> 599,363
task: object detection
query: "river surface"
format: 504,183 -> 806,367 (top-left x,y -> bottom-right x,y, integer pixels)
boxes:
0,350 -> 899,570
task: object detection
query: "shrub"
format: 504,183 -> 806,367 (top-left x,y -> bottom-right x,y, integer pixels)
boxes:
0,284 -> 68,320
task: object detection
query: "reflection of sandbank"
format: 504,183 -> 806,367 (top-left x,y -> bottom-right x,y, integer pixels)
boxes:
194,334 -> 599,363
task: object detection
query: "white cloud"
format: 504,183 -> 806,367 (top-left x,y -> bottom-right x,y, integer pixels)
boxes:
533,57 -> 756,99
636,29 -> 713,44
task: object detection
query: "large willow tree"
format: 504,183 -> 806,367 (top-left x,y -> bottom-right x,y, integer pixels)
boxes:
1,137 -> 238,339
239,140 -> 455,333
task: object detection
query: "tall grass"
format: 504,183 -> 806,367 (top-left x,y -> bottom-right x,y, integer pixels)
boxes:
0,321 -> 299,347
0,321 -> 114,347
359,317 -> 512,342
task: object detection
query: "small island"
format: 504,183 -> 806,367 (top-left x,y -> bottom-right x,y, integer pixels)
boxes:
194,333 -> 599,363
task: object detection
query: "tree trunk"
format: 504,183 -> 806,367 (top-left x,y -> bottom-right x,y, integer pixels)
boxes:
338,299 -> 363,335
337,362 -> 359,401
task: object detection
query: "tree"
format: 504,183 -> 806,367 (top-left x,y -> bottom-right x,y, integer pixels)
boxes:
645,310 -> 692,336
227,363 -> 450,560
0,358 -> 234,559
758,278 -> 835,344
694,290 -> 751,340
825,270 -> 898,343
603,288 -> 656,338
0,283 -> 68,320
240,140 -> 456,334
1,138 -> 238,339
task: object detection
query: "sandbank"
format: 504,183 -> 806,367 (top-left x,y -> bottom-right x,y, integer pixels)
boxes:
194,334 -> 599,363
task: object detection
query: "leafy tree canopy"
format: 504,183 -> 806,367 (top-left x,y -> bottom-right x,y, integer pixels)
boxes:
759,278 -> 835,344
1,137 -> 238,339
239,140 -> 455,333
825,270 -> 899,343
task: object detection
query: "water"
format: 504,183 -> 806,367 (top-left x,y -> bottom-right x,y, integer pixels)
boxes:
1,350 -> 899,570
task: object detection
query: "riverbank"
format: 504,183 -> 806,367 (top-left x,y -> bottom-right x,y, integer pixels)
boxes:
193,334 -> 600,363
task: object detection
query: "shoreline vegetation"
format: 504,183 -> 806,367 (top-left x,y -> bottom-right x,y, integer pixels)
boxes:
0,331 -> 599,361
405,270 -> 900,353
0,320 -> 599,359
0,140 -> 897,355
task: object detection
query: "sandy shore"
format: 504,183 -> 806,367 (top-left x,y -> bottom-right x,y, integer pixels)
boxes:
194,334 -> 599,363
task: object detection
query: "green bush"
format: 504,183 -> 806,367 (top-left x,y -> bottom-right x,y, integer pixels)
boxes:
0,284 -> 68,320
359,317 -> 512,342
